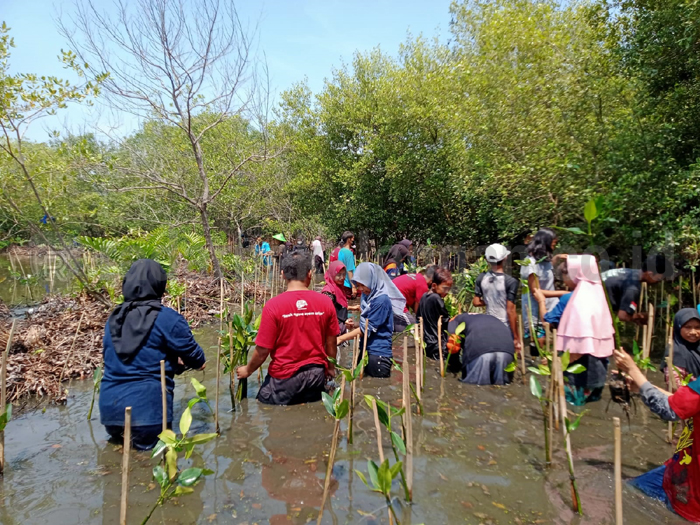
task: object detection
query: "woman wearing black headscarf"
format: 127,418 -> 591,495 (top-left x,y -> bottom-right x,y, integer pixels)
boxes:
663,308 -> 700,389
383,239 -> 413,279
99,259 -> 206,450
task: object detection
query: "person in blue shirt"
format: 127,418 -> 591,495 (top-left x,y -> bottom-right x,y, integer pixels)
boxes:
99,259 -> 206,450
255,237 -> 272,267
337,231 -> 357,298
338,262 -> 407,377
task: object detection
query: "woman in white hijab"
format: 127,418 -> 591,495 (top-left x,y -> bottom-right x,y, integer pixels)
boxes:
337,263 -> 406,377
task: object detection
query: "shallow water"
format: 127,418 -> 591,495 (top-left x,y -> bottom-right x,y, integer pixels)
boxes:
0,253 -> 75,306
0,326 -> 689,524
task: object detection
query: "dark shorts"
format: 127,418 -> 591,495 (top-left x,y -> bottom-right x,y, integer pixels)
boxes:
364,354 -> 392,378
257,364 -> 326,406
393,312 -> 414,334
105,423 -> 168,451
461,352 -> 513,385
314,255 -> 324,274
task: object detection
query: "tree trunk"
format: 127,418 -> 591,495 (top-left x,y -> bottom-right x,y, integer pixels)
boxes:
199,204 -> 222,279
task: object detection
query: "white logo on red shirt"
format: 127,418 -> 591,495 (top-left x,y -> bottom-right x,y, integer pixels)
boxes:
630,302 -> 637,312
296,300 -> 308,311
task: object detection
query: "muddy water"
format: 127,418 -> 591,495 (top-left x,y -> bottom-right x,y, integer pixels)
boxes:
0,253 -> 75,306
0,326 -> 689,524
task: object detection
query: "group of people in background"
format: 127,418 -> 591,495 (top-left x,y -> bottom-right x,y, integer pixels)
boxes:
97,227 -> 700,523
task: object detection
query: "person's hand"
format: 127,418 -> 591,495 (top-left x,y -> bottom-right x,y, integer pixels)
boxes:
346,318 -> 355,329
236,365 -> 251,380
633,312 -> 649,326
326,365 -> 336,379
514,339 -> 522,353
625,375 -> 641,394
613,348 -> 637,375
198,363 -> 206,371
533,288 -> 545,305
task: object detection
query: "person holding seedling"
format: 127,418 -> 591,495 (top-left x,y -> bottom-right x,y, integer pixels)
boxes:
100,259 -> 206,450
615,348 -> 700,523
321,260 -> 360,336
602,253 -> 671,325
473,243 -> 521,353
393,265 -> 436,332
237,252 -> 339,405
417,267 -> 460,372
542,255 -> 615,405
447,313 -> 515,385
521,228 -> 566,354
383,239 -> 413,278
662,309 -> 700,388
337,262 -> 406,377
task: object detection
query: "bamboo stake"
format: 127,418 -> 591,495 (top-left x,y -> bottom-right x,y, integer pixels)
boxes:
402,336 -> 414,501
160,360 -> 167,433
413,324 -> 422,411
419,317 -> 425,390
360,323 -> 369,380
614,417 -> 623,525
0,319 -> 16,475
643,304 -> 655,378
229,320 -> 235,409
371,397 -> 385,463
519,314 -> 526,384
317,376 -> 346,525
215,337 -> 221,435
240,271 -> 245,315
348,335 -> 360,444
120,406 -> 132,525
555,332 -> 567,437
437,316 -> 445,377
667,325 -> 676,443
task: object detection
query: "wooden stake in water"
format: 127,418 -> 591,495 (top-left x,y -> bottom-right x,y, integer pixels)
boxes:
371,397 -> 385,463
360,323 -> 369,380
0,319 -> 17,475
347,335 -> 360,444
402,335 -> 414,501
667,325 -> 676,443
215,337 -> 221,435
419,317 -> 425,389
160,360 -> 167,433
437,316 -> 445,377
317,376 -> 346,525
614,417 -> 623,525
643,304 -> 655,378
120,406 -> 132,525
413,324 -> 422,407
240,271 -> 245,315
518,314 -> 526,384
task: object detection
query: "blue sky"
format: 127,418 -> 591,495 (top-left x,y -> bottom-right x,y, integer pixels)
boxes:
3,0 -> 453,141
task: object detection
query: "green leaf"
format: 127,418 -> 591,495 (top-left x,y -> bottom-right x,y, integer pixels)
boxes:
455,322 -> 466,336
390,431 -> 406,455
151,440 -> 167,459
555,226 -> 586,235
179,407 -> 193,436
181,433 -> 218,446
190,377 -> 207,399
584,198 -> 599,224
177,467 -> 203,487
183,443 -> 196,460
355,469 -> 371,489
367,460 -> 380,490
153,465 -> 168,489
322,391 -> 336,418
632,340 -> 641,357
159,429 -> 178,445
173,486 -> 194,496
165,447 -> 178,481
565,410 -> 588,433
560,351 -> 570,372
389,460 -> 403,480
377,459 -> 393,495
566,364 -> 586,374
187,397 -> 201,410
528,366 -> 544,375
504,360 -> 516,373
529,375 -> 543,399
335,399 -> 349,420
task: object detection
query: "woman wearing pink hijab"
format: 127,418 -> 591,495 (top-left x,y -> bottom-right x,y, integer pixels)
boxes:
542,254 -> 615,405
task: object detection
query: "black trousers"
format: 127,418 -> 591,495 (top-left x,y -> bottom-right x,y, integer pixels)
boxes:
257,364 -> 326,405
105,423 -> 168,451
364,354 -> 392,378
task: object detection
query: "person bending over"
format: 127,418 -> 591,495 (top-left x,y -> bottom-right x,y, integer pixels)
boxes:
100,259 -> 206,450
383,239 -> 413,279
338,263 -> 406,378
416,267 -> 460,373
393,265 -> 436,333
602,253 -> 671,325
448,313 -> 515,385
237,252 -> 339,405
472,243 -> 521,353
615,348 -> 700,522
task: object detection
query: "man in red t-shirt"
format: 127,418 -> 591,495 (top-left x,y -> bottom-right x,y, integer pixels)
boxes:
237,252 -> 339,405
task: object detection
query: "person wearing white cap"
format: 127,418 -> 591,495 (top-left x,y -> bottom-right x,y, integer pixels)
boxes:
472,243 -> 521,353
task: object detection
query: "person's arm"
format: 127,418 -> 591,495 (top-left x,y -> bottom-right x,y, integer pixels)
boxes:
472,273 -> 485,307
536,289 -> 570,299
472,296 -> 486,307
507,300 -> 521,351
325,333 -> 338,377
338,327 -> 361,344
528,273 -> 546,320
236,346 -> 271,379
618,286 -> 647,325
166,314 -> 206,371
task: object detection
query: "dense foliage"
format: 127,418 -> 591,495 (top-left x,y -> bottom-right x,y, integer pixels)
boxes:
2,0 -> 700,265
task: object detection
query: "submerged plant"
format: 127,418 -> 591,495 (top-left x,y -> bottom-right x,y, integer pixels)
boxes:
143,380 -> 217,525
220,302 -> 261,404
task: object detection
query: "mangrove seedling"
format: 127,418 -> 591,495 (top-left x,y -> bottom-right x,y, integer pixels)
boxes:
220,302 -> 261,405
529,374 -> 552,465
445,322 -> 465,376
144,389 -> 218,524
328,352 -> 367,444
87,365 -> 102,421
391,359 -> 423,416
563,410 -> 588,515
363,394 -> 410,502
0,403 -> 11,433
355,458 -> 403,524
632,341 -> 657,372
317,377 -> 347,525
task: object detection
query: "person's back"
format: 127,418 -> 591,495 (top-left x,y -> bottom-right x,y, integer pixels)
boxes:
475,270 -> 518,326
329,246 -> 341,263
393,273 -> 429,313
338,247 -> 355,288
602,268 -> 640,314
